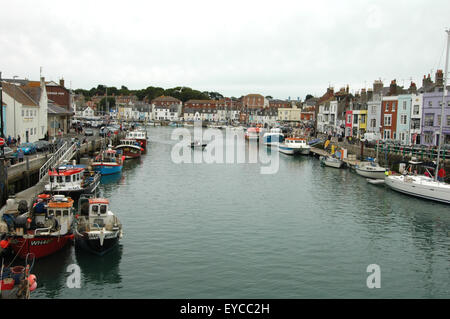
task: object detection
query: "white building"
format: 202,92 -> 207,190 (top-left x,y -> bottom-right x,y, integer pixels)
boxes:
410,93 -> 423,145
1,78 -> 48,143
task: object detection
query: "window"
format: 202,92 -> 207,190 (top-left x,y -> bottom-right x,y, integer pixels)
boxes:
437,115 -> 441,126
384,129 -> 391,139
385,103 -> 389,111
370,119 -> 376,128
392,102 -> 396,111
55,210 -> 62,217
413,105 -> 419,115
347,115 -> 352,123
384,114 -> 392,126
424,114 -> 434,126
50,176 -> 54,183
353,115 -> 358,124
447,116 -> 450,126
63,210 -> 68,217
92,205 -> 99,214
428,101 -> 432,106
400,115 -> 407,125
65,175 -> 71,182
403,101 -> 406,110
424,132 -> 433,144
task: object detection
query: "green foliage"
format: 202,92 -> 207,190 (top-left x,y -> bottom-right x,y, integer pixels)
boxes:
99,97 -> 116,113
305,94 -> 314,101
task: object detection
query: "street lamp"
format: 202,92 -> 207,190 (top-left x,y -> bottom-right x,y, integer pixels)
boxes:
13,75 -> 18,139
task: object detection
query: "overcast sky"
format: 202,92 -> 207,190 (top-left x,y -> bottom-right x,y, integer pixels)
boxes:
1,0 -> 449,100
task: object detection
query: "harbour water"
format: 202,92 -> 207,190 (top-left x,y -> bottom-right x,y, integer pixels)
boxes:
32,127 -> 449,299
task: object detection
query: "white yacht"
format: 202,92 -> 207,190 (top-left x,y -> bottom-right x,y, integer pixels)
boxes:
279,138 -> 311,155
355,159 -> 386,179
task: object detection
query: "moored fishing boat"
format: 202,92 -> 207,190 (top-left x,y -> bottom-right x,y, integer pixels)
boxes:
114,139 -> 143,159
5,194 -> 75,259
74,196 -> 123,256
262,128 -> 284,146
126,129 -> 148,151
44,165 -> 101,197
191,141 -> 207,150
92,148 -> 124,175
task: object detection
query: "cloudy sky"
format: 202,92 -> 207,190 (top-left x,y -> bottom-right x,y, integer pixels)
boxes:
1,0 -> 449,100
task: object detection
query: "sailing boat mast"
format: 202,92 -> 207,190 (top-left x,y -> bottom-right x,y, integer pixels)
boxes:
435,29 -> 450,182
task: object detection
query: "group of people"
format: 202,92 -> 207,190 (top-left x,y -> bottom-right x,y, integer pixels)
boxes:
6,135 -> 21,147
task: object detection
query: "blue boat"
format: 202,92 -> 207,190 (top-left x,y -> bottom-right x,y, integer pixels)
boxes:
92,148 -> 124,175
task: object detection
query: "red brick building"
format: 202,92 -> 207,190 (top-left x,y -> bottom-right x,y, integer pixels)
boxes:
46,79 -> 71,110
242,94 -> 268,109
381,96 -> 398,140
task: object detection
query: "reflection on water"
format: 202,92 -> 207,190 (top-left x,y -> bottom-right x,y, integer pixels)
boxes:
75,244 -> 123,286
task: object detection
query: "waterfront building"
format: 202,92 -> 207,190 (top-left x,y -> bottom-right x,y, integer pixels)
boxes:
242,94 -> 269,109
410,93 -> 423,145
48,102 -> 72,137
45,79 -> 71,111
397,94 -> 412,145
345,110 -> 353,137
277,103 -> 304,123
366,82 -> 383,136
77,106 -> 95,118
1,77 -> 48,142
421,86 -> 450,146
381,95 -> 398,140
151,96 -> 182,121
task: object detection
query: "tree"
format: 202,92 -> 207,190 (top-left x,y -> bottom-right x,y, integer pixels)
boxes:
305,94 -> 314,101
265,95 -> 273,100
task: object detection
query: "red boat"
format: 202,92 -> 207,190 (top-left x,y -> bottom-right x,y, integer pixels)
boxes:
8,195 -> 75,259
126,130 -> 148,152
114,139 -> 143,159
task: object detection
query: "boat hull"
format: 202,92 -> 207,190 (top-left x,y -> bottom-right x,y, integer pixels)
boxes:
75,231 -> 120,256
263,134 -> 284,146
278,146 -> 300,155
114,146 -> 141,159
92,163 -> 123,175
45,176 -> 100,198
385,176 -> 450,204
10,234 -> 73,259
355,167 -> 386,179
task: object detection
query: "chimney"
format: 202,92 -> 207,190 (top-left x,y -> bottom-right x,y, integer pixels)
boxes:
389,79 -> 397,95
59,78 -> 65,87
435,69 -> 444,86
367,89 -> 373,101
408,82 -> 417,94
373,80 -> 383,95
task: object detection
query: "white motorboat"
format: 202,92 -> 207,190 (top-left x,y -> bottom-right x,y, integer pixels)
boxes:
367,178 -> 385,185
279,138 -> 311,155
320,155 -> 343,168
245,127 -> 261,140
355,159 -> 386,179
262,128 -> 284,146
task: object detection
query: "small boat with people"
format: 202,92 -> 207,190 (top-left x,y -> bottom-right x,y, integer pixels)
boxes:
74,195 -> 123,256
320,155 -> 343,168
44,164 -> 101,197
263,128 -> 284,146
92,148 -> 124,175
279,138 -> 311,155
3,194 -> 75,259
114,139 -> 143,160
355,157 -> 386,179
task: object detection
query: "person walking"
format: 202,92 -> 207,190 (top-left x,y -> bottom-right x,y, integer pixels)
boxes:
17,135 -> 21,145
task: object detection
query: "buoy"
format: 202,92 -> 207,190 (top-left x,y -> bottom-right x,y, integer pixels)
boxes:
29,281 -> 37,292
28,274 -> 37,285
0,240 -> 9,249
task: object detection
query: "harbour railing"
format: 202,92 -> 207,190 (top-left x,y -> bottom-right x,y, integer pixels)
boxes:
38,142 -> 78,181
375,144 -> 448,161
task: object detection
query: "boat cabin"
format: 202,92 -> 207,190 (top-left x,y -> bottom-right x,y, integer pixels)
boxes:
78,197 -> 114,230
126,131 -> 146,140
47,166 -> 86,191
33,195 -> 74,235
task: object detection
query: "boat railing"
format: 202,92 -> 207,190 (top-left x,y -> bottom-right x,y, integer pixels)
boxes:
34,226 -> 52,235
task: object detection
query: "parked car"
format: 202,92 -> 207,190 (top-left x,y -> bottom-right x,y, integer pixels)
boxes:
3,146 -> 14,157
85,128 -> 94,136
361,132 -> 382,143
17,142 -> 37,155
34,140 -> 50,152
